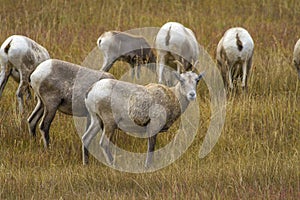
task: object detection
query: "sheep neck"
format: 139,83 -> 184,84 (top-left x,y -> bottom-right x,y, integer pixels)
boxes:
171,84 -> 190,113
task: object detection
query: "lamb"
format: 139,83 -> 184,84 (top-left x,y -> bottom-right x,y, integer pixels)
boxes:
216,27 -> 254,91
97,31 -> 156,79
155,22 -> 199,85
82,70 -> 204,167
27,59 -> 115,163
0,35 -> 50,112
292,38 -> 300,80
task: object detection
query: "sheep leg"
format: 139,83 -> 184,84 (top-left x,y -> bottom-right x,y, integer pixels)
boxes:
16,67 -> 31,113
241,61 -> 248,90
131,63 -> 136,80
157,51 -> 166,84
16,81 -> 25,113
137,63 -> 141,79
243,57 -> 253,92
82,114 -> 102,165
145,134 -> 157,168
82,115 -> 91,165
15,68 -> 25,112
99,126 -> 114,165
27,96 -> 44,137
0,63 -> 11,98
39,103 -> 58,148
10,68 -> 20,83
25,87 -> 32,101
228,67 -> 234,89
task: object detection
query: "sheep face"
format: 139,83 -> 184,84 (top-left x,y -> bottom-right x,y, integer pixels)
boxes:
174,71 -> 204,101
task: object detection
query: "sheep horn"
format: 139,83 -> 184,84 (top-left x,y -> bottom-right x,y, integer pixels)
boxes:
173,60 -> 184,73
192,60 -> 199,72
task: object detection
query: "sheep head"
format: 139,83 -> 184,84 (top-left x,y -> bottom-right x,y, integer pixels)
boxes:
174,71 -> 204,101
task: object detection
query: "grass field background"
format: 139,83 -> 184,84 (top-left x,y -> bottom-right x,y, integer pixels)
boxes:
0,0 -> 299,199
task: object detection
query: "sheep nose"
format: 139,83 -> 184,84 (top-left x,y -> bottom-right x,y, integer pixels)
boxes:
189,91 -> 196,99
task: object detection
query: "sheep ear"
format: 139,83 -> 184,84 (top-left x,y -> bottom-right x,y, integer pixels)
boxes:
196,71 -> 205,82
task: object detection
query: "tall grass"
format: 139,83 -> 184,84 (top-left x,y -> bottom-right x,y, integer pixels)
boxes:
0,0 -> 299,199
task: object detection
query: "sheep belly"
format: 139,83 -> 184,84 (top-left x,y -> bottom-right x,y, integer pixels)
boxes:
128,84 -> 181,131
128,91 -> 152,126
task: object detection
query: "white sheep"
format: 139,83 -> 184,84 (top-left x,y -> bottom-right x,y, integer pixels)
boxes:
155,22 -> 199,85
82,71 -> 204,167
97,31 -> 156,79
0,35 -> 50,112
293,38 -> 300,80
216,27 -> 254,91
28,59 -> 115,163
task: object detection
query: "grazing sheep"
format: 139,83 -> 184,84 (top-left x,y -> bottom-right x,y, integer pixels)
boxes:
155,22 -> 199,85
216,27 -> 254,91
28,59 -> 115,163
0,35 -> 50,112
82,71 -> 204,167
293,39 -> 300,80
97,31 -> 156,79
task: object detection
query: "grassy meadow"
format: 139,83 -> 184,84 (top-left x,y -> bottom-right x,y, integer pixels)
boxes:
0,0 -> 299,199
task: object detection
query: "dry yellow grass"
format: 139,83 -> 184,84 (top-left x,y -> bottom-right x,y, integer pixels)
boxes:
0,0 -> 299,199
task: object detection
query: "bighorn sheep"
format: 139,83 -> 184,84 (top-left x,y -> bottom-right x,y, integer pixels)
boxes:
28,59 -> 115,163
82,71 -> 204,167
155,22 -> 199,85
0,35 -> 50,112
216,27 -> 254,91
293,39 -> 300,80
97,31 -> 156,78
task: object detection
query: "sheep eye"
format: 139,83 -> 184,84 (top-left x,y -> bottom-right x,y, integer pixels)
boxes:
179,78 -> 185,83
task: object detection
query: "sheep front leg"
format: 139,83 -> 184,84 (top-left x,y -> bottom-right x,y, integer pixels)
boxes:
145,134 -> 157,168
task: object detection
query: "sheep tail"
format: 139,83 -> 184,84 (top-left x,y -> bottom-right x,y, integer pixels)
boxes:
165,26 -> 172,46
4,39 -> 12,54
236,33 -> 243,51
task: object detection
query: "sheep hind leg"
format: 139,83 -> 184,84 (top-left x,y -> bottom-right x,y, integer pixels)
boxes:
16,80 -> 32,113
136,63 -> 141,79
27,96 -> 44,137
157,51 -> 166,84
82,114 -> 102,165
39,103 -> 58,149
131,64 -> 136,80
82,115 -> 91,165
241,61 -> 248,92
16,81 -> 25,113
228,67 -> 234,90
16,65 -> 33,113
99,125 -> 114,165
